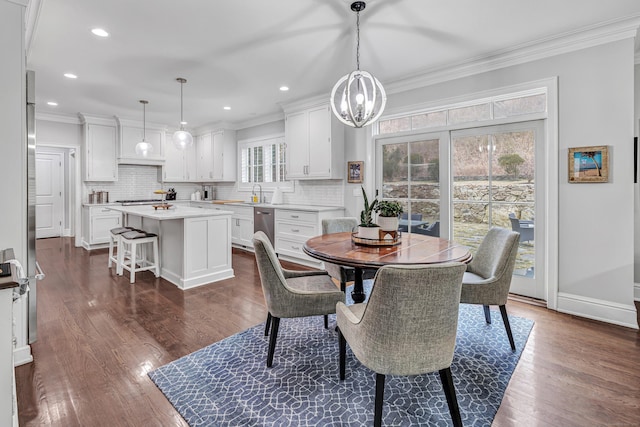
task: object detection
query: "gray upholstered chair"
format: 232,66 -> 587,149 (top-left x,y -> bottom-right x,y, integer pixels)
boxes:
337,263 -> 467,427
461,227 -> 520,351
252,231 -> 344,367
321,217 -> 376,293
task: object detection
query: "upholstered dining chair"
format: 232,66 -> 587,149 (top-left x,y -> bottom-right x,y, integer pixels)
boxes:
252,231 -> 344,368
337,263 -> 467,427
321,217 -> 377,293
461,227 -> 520,351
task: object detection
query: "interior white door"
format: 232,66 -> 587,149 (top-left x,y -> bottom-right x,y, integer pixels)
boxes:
36,151 -> 64,238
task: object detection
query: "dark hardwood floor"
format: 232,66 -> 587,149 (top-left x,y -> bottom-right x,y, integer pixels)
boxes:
16,237 -> 640,426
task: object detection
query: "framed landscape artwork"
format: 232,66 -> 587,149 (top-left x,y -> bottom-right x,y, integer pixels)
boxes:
568,146 -> 609,183
348,161 -> 364,183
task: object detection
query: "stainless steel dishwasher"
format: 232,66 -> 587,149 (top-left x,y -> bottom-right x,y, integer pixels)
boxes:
254,206 -> 275,244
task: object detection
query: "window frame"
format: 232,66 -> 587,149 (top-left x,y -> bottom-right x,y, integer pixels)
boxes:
237,133 -> 294,193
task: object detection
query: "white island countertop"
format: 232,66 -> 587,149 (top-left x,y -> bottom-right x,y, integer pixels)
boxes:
107,204 -> 233,220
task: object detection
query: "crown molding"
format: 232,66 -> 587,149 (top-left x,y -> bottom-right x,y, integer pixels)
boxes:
37,112 -> 83,125
25,0 -> 43,57
387,14 -> 640,96
229,112 -> 285,130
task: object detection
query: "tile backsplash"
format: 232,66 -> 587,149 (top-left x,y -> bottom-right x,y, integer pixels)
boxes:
84,165 -> 201,202
215,180 -> 344,207
84,165 -> 345,207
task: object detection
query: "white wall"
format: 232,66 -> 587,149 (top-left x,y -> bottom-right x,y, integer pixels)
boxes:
0,0 -> 26,422
634,64 -> 640,302
344,38 -> 637,327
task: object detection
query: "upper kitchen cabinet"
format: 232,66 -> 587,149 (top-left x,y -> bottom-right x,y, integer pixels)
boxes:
162,132 -> 197,182
116,117 -> 166,165
284,102 -> 344,180
80,114 -> 118,182
195,129 -> 237,182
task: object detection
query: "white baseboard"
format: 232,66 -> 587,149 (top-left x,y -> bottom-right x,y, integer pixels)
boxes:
635,283 -> 640,301
62,228 -> 71,237
557,292 -> 638,329
13,344 -> 33,366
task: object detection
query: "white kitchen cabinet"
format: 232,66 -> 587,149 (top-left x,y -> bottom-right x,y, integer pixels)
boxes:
196,130 -> 237,182
193,203 -> 253,248
80,114 -> 118,182
81,205 -> 122,250
196,133 -> 214,181
211,130 -> 237,181
274,207 -> 344,267
285,103 -> 344,180
116,117 -> 166,165
226,205 -> 254,248
162,132 -> 197,182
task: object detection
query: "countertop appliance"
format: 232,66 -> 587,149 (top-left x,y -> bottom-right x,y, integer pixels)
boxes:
254,206 -> 275,244
202,185 -> 214,201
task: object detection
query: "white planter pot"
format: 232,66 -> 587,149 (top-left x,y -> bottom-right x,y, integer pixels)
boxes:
358,226 -> 381,240
377,216 -> 399,232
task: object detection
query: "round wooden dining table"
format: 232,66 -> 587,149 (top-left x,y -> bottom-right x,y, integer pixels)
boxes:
303,231 -> 472,303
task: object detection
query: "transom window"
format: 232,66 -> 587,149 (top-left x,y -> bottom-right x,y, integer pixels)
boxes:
378,91 -> 546,135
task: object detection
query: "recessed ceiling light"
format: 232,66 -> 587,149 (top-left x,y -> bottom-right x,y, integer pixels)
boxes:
280,86 -> 289,91
64,73 -> 78,79
223,106 -> 231,110
47,101 -> 58,106
91,28 -> 109,37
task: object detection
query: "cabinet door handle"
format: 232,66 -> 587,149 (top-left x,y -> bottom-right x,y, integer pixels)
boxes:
291,229 -> 300,233
291,215 -> 299,219
291,245 -> 300,250
101,209 -> 110,212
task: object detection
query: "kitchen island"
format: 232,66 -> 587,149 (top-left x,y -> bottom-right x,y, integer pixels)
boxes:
107,205 -> 234,289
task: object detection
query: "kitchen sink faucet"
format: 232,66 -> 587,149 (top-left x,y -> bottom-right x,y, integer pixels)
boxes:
252,184 -> 263,203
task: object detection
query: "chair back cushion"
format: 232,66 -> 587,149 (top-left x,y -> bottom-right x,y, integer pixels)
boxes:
467,227 -> 519,281
252,231 -> 291,316
346,263 -> 466,376
322,217 -> 358,234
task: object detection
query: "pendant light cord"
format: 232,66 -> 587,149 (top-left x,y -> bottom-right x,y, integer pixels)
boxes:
180,80 -> 184,128
356,10 -> 361,71
142,101 -> 146,141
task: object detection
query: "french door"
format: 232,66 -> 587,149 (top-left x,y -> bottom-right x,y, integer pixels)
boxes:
375,131 -> 450,236
376,120 -> 545,300
451,121 -> 545,299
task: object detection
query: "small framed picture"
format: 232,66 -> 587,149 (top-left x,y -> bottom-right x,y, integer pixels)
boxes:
568,146 -> 609,183
348,161 -> 364,183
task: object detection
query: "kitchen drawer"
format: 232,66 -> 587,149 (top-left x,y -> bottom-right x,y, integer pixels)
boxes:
276,221 -> 317,239
276,209 -> 317,224
275,236 -> 315,262
90,206 -> 120,216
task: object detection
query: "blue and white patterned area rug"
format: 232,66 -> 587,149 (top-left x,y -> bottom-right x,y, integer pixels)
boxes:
149,299 -> 534,426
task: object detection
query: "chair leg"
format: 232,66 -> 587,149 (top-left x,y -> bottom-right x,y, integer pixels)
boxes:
439,368 -> 463,427
499,305 -> 516,351
324,314 -> 329,329
338,328 -> 346,381
264,313 -> 272,336
483,305 -> 491,324
374,373 -> 385,427
266,316 -> 280,368
340,280 -> 346,293
129,241 -> 137,284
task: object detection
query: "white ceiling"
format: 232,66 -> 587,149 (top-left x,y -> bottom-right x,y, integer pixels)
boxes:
28,0 -> 640,130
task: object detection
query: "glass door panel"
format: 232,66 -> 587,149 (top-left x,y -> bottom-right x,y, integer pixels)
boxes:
378,134 -> 444,236
452,121 -> 543,299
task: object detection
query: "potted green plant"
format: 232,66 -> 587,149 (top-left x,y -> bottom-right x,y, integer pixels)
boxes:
358,186 -> 380,239
375,200 -> 403,231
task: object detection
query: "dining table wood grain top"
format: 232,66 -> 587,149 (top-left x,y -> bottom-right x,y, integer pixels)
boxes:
303,232 -> 472,269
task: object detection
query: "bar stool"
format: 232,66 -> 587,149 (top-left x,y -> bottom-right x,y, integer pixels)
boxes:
108,227 -> 135,271
117,230 -> 160,283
